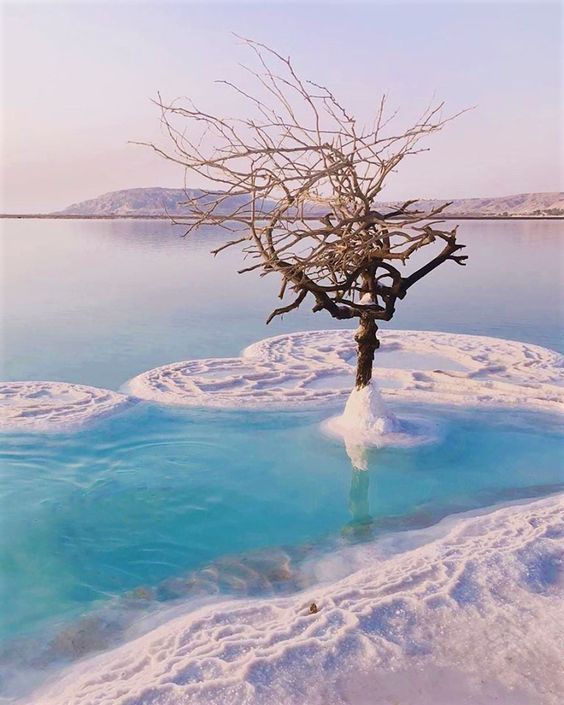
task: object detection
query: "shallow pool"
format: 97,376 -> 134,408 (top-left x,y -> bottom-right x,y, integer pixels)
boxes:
1,402 -> 562,648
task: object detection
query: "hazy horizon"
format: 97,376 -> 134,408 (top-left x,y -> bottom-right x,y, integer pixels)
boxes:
7,186 -> 564,216
2,0 -> 563,212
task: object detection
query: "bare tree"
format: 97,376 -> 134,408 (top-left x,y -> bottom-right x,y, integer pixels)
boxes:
142,38 -> 468,391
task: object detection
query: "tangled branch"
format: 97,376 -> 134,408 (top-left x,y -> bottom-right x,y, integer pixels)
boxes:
140,37 -> 468,325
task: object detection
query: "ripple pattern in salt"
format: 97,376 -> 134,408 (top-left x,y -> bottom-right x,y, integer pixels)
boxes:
0,381 -> 132,432
4,330 -> 562,432
126,329 -> 564,414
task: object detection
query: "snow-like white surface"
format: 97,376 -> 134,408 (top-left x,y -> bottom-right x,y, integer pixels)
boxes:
337,383 -> 401,436
0,381 -> 132,432
126,329 -> 564,414
30,493 -> 564,705
4,330 -> 562,433
323,382 -> 436,468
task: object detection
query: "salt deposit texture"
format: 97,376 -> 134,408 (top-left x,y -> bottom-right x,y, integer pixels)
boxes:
0,381 -> 132,433
3,329 -> 562,435
2,329 -> 563,705
32,493 -> 564,705
128,329 -> 564,414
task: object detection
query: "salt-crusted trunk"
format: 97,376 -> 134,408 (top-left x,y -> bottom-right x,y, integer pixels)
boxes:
327,317 -> 401,459
354,315 -> 379,390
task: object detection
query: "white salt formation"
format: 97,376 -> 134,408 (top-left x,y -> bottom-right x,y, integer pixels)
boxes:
321,381 -> 435,467
325,381 -> 400,442
5,331 -> 563,704
126,329 -> 564,414
0,381 -> 132,432
3,329 -> 563,433
30,493 -> 564,705
340,382 -> 401,436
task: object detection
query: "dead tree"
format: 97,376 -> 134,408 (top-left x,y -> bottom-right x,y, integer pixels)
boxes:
143,39 -> 468,391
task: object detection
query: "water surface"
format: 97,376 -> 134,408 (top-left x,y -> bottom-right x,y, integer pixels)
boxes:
0,218 -> 563,699
1,403 -> 562,642
2,219 -> 562,387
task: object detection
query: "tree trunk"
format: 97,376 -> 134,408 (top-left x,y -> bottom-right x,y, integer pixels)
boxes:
354,315 -> 379,389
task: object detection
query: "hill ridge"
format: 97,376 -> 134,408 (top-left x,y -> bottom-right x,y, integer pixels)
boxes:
56,188 -> 564,217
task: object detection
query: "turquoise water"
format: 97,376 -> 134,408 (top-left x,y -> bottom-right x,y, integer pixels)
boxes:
0,219 -> 563,695
1,404 -> 562,643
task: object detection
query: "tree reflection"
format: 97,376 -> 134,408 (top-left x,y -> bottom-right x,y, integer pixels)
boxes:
342,443 -> 374,541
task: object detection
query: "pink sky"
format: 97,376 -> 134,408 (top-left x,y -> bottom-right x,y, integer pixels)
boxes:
1,1 -> 562,212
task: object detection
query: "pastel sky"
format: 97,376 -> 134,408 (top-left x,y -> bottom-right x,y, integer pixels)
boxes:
1,0 -> 562,212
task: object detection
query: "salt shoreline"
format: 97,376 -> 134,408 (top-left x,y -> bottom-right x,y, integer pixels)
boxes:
26,492 -> 564,705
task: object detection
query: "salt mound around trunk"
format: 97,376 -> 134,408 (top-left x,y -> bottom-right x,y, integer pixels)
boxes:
323,382 -> 436,467
339,382 -> 402,437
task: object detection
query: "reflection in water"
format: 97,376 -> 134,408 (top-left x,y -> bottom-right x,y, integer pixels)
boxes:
344,437 -> 369,472
340,427 -> 377,543
342,469 -> 374,541
2,218 -> 563,388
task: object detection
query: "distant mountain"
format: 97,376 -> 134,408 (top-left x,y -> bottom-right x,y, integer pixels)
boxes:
56,188 -> 564,217
57,187 -> 256,217
400,192 -> 564,217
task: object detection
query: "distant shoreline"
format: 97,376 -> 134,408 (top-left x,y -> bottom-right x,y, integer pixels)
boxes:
2,214 -> 563,221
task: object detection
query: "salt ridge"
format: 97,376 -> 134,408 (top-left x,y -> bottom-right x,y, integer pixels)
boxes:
3,330 -> 562,433
0,381 -> 132,433
29,493 -> 564,705
127,329 -> 564,413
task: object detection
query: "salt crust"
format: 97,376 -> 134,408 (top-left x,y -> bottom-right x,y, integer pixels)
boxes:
5,332 -> 563,704
126,329 -> 563,457
29,493 -> 564,705
0,381 -> 132,432
127,329 -> 564,413
3,330 -> 562,433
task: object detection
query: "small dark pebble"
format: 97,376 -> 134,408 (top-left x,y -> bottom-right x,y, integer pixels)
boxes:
309,602 -> 318,614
